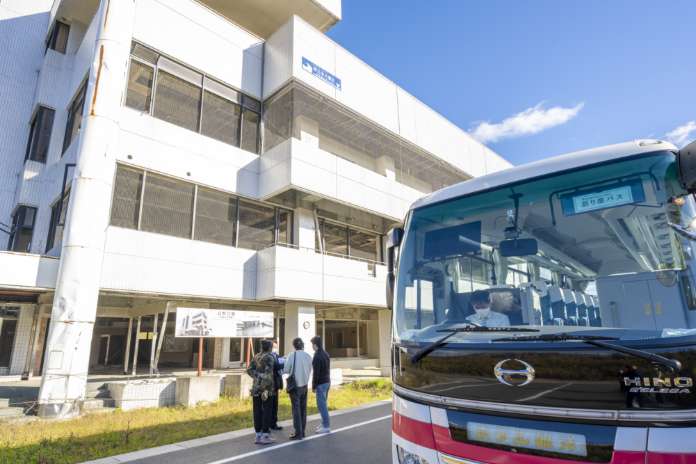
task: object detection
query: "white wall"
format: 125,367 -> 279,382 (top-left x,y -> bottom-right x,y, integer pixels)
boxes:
0,0 -> 53,244
263,16 -> 511,179
100,227 -> 257,300
132,0 -> 263,98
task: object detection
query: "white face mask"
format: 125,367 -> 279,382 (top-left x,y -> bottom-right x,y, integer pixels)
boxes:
474,307 -> 491,318
272,345 -> 279,354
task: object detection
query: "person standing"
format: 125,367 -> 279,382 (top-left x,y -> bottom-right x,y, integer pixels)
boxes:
283,337 -> 312,440
270,339 -> 283,431
311,335 -> 331,434
247,339 -> 276,445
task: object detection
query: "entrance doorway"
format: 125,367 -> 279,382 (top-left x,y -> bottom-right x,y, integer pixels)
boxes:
0,307 -> 19,372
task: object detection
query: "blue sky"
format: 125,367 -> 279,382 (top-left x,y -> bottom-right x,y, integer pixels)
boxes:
327,1 -> 696,165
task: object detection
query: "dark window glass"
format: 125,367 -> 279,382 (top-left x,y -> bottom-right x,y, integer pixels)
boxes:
62,79 -> 87,154
110,166 -> 143,229
46,190 -> 70,252
323,221 -> 348,256
0,319 -> 17,367
349,229 -> 380,262
201,90 -> 241,146
153,71 -> 201,132
194,187 -> 237,246
8,206 -> 37,253
25,107 -> 55,163
126,61 -> 154,112
277,209 -> 293,245
240,108 -> 260,154
237,200 -> 275,250
141,173 -> 194,238
324,320 -> 358,358
47,21 -> 69,54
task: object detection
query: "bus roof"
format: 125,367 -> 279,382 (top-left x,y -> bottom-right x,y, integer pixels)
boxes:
412,139 -> 677,210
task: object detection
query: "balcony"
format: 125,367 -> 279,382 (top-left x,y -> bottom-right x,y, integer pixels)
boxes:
0,252 -> 59,291
257,244 -> 386,306
259,138 -> 423,221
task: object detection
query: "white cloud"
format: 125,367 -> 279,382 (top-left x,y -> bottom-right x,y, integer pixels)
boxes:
470,102 -> 584,144
665,121 -> 696,148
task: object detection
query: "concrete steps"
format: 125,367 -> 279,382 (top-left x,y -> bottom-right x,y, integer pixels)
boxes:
83,398 -> 116,410
84,383 -> 116,412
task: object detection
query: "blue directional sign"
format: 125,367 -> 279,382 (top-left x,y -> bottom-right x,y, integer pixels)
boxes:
301,57 -> 342,90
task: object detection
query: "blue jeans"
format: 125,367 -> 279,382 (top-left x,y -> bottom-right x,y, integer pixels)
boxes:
316,383 -> 330,428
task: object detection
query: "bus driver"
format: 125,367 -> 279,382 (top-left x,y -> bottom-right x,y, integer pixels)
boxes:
466,290 -> 510,327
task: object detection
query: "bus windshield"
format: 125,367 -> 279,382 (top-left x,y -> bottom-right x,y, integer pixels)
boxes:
395,150 -> 696,344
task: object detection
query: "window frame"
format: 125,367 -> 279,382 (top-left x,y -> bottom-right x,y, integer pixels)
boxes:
62,77 -> 88,155
7,205 -> 37,253
109,164 -> 293,250
45,189 -> 70,253
45,21 -> 70,54
124,42 -> 261,154
25,106 -> 56,163
317,218 -> 384,264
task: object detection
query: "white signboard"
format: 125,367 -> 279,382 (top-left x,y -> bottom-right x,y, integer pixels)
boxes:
175,308 -> 274,338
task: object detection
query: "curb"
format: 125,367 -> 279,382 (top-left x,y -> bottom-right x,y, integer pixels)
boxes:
82,399 -> 391,463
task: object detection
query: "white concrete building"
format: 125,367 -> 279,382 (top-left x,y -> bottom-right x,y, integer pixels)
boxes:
0,0 -> 510,416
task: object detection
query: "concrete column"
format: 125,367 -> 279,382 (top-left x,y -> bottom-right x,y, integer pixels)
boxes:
37,0 -> 135,418
377,309 -> 392,377
294,208 -> 317,250
284,303 -> 316,357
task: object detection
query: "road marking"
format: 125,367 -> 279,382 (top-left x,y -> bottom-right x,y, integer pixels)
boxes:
517,382 -> 574,402
206,414 -> 392,464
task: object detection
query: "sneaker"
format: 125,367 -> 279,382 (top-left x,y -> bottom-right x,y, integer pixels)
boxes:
254,433 -> 263,445
270,425 -> 283,431
258,434 -> 274,445
316,426 -> 331,434
289,433 -> 303,440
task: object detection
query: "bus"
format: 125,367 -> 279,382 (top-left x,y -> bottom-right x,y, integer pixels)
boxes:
386,140 -> 696,464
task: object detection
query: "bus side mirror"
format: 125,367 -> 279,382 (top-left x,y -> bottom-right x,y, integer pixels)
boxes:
678,140 -> 696,192
386,227 -> 404,310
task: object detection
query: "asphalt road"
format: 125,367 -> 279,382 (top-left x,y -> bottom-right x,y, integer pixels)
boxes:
114,401 -> 393,464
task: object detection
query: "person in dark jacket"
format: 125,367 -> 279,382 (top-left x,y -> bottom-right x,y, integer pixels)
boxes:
310,335 -> 331,433
247,339 -> 276,445
270,339 -> 283,430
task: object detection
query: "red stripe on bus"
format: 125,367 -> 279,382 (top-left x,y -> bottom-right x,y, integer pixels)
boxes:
392,410 -> 436,449
646,453 -> 696,464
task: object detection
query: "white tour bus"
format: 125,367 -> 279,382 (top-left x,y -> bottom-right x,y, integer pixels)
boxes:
386,140 -> 696,464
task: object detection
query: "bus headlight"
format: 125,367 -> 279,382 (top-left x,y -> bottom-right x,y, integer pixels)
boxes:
396,445 -> 431,464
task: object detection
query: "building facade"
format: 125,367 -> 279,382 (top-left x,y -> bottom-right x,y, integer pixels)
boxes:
0,0 -> 510,417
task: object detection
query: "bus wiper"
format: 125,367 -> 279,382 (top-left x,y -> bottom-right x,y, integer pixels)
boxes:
410,325 -> 539,364
494,333 -> 682,372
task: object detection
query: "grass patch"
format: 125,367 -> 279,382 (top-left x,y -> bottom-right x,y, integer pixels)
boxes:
0,380 -> 392,464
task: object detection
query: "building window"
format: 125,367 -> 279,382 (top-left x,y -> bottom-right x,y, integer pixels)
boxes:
201,90 -> 241,146
125,60 -> 154,112
317,219 -> 383,263
125,42 -> 261,154
194,187 -> 237,246
46,190 -> 70,252
62,78 -> 88,154
141,173 -> 195,239
109,165 -> 292,249
25,106 -> 55,163
153,70 -> 202,133
46,21 -> 69,54
8,206 -> 37,252
110,165 -> 144,229
237,200 -> 276,250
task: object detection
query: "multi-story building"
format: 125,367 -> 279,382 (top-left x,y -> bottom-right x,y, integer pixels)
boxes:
0,0 -> 510,417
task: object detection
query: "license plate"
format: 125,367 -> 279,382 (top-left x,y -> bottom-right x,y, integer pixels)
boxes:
466,421 -> 588,457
